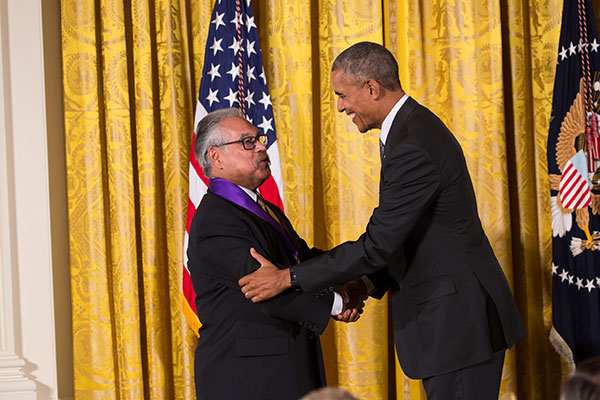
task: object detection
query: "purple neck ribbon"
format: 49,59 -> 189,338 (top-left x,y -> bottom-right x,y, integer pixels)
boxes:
209,178 -> 299,261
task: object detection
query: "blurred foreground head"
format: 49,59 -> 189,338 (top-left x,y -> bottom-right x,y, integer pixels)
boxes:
300,387 -> 360,400
561,357 -> 600,400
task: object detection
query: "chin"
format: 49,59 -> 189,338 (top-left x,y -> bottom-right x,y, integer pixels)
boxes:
258,168 -> 271,182
353,121 -> 367,133
255,176 -> 270,189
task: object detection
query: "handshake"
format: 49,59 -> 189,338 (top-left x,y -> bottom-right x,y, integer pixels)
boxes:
239,248 -> 370,323
334,278 -> 369,323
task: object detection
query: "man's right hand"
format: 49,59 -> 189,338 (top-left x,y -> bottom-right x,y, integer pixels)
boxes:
335,278 -> 369,322
239,248 -> 291,302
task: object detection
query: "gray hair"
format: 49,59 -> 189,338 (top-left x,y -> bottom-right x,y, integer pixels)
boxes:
194,108 -> 244,177
331,42 -> 401,91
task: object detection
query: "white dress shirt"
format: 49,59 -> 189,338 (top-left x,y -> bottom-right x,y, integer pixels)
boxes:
380,93 -> 409,146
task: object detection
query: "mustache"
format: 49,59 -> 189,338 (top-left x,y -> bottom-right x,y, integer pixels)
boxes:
254,151 -> 270,167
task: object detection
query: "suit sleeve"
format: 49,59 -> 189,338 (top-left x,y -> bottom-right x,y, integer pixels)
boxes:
188,207 -> 333,334
366,269 -> 395,299
295,143 -> 441,293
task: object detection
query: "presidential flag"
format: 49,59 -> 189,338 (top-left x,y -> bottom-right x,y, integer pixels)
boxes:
548,0 -> 600,366
559,150 -> 592,210
182,0 -> 284,335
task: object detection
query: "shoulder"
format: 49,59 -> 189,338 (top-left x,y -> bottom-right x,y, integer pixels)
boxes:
191,192 -> 255,233
389,102 -> 461,154
405,103 -> 451,138
194,192 -> 229,218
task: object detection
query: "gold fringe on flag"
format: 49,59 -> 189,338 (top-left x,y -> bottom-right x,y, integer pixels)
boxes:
181,293 -> 202,338
550,326 -> 576,374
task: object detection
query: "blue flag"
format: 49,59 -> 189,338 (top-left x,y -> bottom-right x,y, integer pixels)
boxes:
548,0 -> 600,366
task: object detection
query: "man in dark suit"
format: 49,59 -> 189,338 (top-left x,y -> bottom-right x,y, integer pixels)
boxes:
187,108 -> 361,400
239,42 -> 526,399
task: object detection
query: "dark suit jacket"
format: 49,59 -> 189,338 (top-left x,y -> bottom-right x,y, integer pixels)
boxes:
294,97 -> 526,379
187,190 -> 333,400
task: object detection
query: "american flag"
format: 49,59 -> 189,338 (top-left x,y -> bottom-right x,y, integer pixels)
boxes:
548,0 -> 600,366
559,150 -> 592,209
182,0 -> 284,335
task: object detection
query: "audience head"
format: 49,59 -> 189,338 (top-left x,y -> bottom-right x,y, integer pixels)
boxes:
561,357 -> 600,400
300,387 -> 360,400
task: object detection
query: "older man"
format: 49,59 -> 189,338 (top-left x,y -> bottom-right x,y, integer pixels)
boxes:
239,42 -> 526,399
187,108 -> 360,400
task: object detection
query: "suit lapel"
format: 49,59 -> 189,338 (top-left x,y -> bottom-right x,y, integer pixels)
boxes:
208,192 -> 300,264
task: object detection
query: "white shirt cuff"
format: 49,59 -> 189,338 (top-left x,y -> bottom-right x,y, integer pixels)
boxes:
330,292 -> 343,315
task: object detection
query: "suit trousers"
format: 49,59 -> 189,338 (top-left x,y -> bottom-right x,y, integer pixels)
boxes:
421,349 -> 505,400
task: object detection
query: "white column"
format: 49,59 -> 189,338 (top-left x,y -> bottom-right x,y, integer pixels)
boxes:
0,0 -> 59,399
0,11 -> 36,397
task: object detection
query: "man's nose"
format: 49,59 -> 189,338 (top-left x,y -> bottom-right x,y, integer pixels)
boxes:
337,98 -> 345,113
255,138 -> 267,151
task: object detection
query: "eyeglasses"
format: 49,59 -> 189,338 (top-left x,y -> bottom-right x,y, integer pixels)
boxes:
215,133 -> 268,150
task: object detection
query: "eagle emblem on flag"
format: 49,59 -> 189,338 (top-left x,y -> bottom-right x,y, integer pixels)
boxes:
550,79 -> 600,255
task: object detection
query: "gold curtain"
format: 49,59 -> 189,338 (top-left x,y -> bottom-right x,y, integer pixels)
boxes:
61,0 -> 213,397
62,0 -> 566,399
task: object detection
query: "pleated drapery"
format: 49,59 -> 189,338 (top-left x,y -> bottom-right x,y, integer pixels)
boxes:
61,0 -> 566,398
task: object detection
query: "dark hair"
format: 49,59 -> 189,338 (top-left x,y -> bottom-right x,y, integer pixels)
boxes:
331,41 -> 401,91
194,108 -> 244,177
561,357 -> 600,400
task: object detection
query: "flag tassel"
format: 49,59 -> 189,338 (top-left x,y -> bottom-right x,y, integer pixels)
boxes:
586,113 -> 600,171
181,293 -> 201,338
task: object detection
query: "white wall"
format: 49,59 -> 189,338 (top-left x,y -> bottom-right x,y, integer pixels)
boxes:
0,0 -> 70,399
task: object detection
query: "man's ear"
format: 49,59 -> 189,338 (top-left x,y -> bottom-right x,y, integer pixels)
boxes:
366,79 -> 381,98
207,146 -> 221,169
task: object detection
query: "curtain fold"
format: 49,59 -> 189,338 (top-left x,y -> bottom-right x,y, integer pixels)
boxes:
62,0 -> 198,398
62,0 -> 565,398
501,1 -> 568,398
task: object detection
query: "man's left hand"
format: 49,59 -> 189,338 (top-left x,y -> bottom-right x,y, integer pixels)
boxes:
239,248 -> 291,302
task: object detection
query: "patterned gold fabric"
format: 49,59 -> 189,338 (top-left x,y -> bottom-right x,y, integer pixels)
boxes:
61,0 -> 201,397
62,0 -> 566,398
